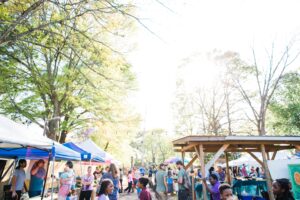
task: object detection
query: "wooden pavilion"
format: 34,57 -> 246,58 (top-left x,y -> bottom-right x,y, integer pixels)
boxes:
172,135 -> 300,200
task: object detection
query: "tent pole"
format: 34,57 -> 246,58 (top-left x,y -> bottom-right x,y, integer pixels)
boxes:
41,154 -> 51,200
80,161 -> 83,176
50,158 -> 55,200
51,156 -> 55,200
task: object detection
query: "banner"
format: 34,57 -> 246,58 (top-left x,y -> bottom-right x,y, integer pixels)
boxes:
288,164 -> 300,200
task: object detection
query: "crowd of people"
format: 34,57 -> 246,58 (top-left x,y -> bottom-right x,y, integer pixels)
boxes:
9,159 -> 296,200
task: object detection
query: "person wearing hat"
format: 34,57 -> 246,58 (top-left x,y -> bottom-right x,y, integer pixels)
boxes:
155,163 -> 168,200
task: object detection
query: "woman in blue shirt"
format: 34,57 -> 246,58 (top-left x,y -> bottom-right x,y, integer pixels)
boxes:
29,159 -> 46,197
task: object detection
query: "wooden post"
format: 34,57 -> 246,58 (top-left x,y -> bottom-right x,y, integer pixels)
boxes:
181,150 -> 185,167
225,152 -> 231,184
199,144 -> 208,200
261,144 -> 275,200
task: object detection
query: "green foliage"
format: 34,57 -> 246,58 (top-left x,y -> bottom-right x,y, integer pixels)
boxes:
269,72 -> 300,135
131,129 -> 175,165
0,0 -> 138,142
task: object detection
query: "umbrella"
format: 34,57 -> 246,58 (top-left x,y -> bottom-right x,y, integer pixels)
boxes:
164,157 -> 190,164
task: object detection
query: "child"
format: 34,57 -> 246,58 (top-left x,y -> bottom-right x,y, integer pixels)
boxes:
58,161 -> 74,200
66,189 -> 77,200
98,179 -> 114,200
167,173 -> 174,194
137,177 -> 152,200
173,177 -> 178,194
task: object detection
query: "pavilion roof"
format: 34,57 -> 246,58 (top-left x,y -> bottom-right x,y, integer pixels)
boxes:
173,135 -> 300,152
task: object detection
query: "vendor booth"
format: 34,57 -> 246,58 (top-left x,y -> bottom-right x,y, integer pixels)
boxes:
173,135 -> 300,200
0,116 -> 81,199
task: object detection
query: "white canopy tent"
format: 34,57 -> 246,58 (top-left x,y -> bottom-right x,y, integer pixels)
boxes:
221,150 -> 293,168
0,115 -> 51,148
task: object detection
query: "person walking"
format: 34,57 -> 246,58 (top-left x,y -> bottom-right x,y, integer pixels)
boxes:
28,159 -> 46,197
176,160 -> 189,200
101,163 -> 119,200
124,170 -> 133,193
11,159 -> 27,200
79,166 -> 94,200
155,164 -> 168,200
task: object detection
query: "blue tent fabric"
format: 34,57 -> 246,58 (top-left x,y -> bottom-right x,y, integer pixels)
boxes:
63,142 -> 105,162
0,142 -> 81,161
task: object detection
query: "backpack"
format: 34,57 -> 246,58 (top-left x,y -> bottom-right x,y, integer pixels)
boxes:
183,171 -> 192,190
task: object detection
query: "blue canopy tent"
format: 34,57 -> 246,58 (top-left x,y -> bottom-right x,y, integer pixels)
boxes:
0,116 -> 81,199
78,139 -> 120,165
63,142 -> 105,162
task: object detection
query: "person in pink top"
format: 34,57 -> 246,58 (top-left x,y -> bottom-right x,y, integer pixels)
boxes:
241,164 -> 248,177
124,170 -> 133,194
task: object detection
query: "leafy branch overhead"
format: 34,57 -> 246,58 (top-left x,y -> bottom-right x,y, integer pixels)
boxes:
0,0 -> 138,142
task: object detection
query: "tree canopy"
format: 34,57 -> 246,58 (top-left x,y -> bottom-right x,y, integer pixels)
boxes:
0,0 -> 138,143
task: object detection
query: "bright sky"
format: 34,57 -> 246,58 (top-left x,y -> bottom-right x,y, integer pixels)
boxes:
127,0 -> 300,132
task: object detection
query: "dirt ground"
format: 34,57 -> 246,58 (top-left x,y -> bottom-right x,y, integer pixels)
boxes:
119,190 -> 177,200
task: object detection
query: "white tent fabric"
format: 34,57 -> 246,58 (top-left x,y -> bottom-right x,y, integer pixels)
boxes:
0,115 -> 51,148
221,151 -> 292,167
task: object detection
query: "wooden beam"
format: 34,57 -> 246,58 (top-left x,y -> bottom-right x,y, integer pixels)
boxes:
271,150 -> 278,160
225,152 -> 231,184
199,144 -> 208,200
267,152 -> 270,160
184,155 -> 198,170
205,144 -> 230,172
181,144 -> 197,152
246,151 -> 263,166
194,146 -> 201,159
261,144 -> 275,200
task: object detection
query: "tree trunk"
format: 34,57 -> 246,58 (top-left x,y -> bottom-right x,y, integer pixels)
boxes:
59,130 -> 68,144
225,93 -> 232,135
47,119 -> 59,141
